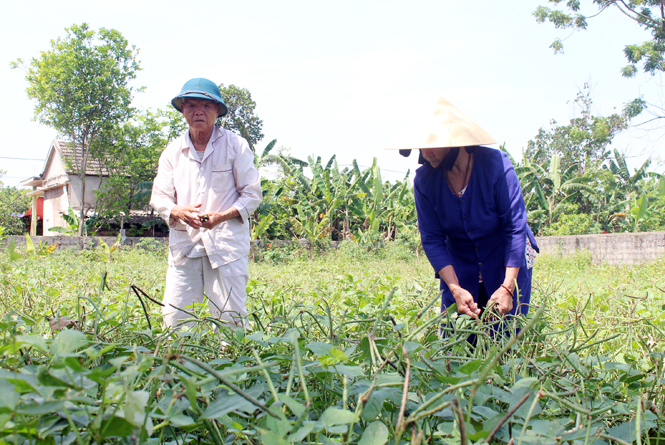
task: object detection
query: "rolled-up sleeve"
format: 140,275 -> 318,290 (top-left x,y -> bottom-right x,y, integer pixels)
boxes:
230,138 -> 262,223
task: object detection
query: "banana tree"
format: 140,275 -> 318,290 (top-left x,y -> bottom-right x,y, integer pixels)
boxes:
307,155 -> 367,239
288,200 -> 329,259
519,154 -> 596,230
255,139 -> 308,175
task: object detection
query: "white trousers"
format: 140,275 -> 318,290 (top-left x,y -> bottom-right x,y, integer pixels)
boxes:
162,256 -> 249,328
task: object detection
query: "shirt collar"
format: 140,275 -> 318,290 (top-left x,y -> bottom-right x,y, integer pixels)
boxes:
182,125 -> 224,156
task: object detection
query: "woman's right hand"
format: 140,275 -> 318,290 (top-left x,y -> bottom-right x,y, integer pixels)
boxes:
450,285 -> 481,318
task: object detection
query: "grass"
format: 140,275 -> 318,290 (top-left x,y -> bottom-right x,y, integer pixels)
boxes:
0,241 -> 663,444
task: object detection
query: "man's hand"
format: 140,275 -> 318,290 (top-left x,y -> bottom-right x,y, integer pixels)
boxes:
198,207 -> 241,230
450,285 -> 481,318
488,285 -> 513,315
171,204 -> 203,228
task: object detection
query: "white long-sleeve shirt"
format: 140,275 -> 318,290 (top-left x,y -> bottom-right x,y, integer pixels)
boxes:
150,126 -> 262,268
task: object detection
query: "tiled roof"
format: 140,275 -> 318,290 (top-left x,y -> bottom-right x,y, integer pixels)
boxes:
56,140 -> 108,176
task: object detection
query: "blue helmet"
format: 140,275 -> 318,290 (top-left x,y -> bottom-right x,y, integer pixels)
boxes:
171,78 -> 228,117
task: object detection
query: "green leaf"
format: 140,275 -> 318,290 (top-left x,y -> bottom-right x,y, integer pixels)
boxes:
549,154 -> 561,190
14,334 -> 48,352
8,239 -> 22,261
0,379 -> 19,411
286,422 -> 316,442
509,386 -> 541,419
360,389 -> 389,421
328,365 -> 365,377
277,394 -> 306,417
181,376 -> 200,414
358,421 -> 389,445
458,359 -> 483,375
99,415 -> 135,439
50,329 -> 87,355
202,384 -> 266,419
259,430 -> 290,445
306,341 -> 334,356
266,411 -> 292,438
16,400 -> 64,415
320,406 -> 359,428
25,234 -> 35,253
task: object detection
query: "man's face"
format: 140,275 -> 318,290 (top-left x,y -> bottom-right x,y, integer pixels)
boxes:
181,98 -> 220,132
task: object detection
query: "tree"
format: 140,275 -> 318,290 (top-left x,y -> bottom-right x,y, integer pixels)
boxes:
12,23 -> 141,234
518,154 -> 597,232
91,110 -> 174,229
524,84 -> 640,173
217,84 -> 264,150
0,171 -> 31,235
534,0 -> 665,78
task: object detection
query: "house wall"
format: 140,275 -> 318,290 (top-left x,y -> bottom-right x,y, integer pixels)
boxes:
42,186 -> 67,236
40,144 -> 105,235
42,148 -> 70,236
68,175 -> 104,211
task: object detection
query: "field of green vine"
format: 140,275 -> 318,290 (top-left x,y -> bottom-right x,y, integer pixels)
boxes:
0,241 -> 664,445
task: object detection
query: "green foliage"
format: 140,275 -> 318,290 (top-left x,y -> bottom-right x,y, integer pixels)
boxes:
0,172 -> 30,235
12,23 -> 141,235
517,87 -> 664,235
91,110 -> 172,225
539,206 -> 603,236
217,83 -> 264,150
525,84 -> 634,173
48,207 -> 80,235
534,0 -> 665,77
24,234 -> 57,256
255,154 -> 416,246
0,248 -> 663,443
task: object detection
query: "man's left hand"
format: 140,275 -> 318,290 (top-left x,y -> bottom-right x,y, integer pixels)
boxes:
488,286 -> 513,315
198,207 -> 241,229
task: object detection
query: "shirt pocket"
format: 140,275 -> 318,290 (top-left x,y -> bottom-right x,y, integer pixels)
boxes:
211,163 -> 234,193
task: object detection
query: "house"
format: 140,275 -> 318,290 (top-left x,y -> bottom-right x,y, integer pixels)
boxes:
21,139 -> 109,236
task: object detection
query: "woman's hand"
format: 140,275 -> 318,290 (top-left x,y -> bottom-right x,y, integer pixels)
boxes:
488,285 -> 513,315
450,285 -> 481,318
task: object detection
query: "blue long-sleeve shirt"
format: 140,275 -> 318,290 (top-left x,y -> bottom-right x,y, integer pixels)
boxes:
414,147 -> 538,315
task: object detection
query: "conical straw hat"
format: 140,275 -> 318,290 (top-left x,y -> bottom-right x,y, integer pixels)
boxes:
385,97 -> 496,150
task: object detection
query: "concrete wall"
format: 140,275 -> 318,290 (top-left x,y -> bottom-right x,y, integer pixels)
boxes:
5,235 -> 167,250
534,231 -> 665,265
5,231 -> 665,265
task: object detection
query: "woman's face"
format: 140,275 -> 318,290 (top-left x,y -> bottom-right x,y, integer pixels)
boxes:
420,147 -> 451,168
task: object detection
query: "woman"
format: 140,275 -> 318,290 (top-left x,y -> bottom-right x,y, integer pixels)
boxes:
391,98 -> 538,317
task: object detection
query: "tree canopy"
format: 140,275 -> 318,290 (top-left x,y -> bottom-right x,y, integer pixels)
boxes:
524,84 -> 643,173
534,0 -> 665,77
12,23 -> 141,234
217,83 -> 264,150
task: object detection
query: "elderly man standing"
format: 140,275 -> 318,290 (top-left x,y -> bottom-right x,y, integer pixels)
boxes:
150,78 -> 262,328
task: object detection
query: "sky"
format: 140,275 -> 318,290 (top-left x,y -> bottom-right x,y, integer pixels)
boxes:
2,0 -> 664,188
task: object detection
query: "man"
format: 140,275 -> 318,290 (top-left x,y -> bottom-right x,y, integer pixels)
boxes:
150,78 -> 262,328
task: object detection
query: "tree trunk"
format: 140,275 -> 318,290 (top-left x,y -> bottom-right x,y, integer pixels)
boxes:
78,140 -> 90,236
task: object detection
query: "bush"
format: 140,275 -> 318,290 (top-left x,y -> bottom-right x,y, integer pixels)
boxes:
540,211 -> 603,236
0,185 -> 31,235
